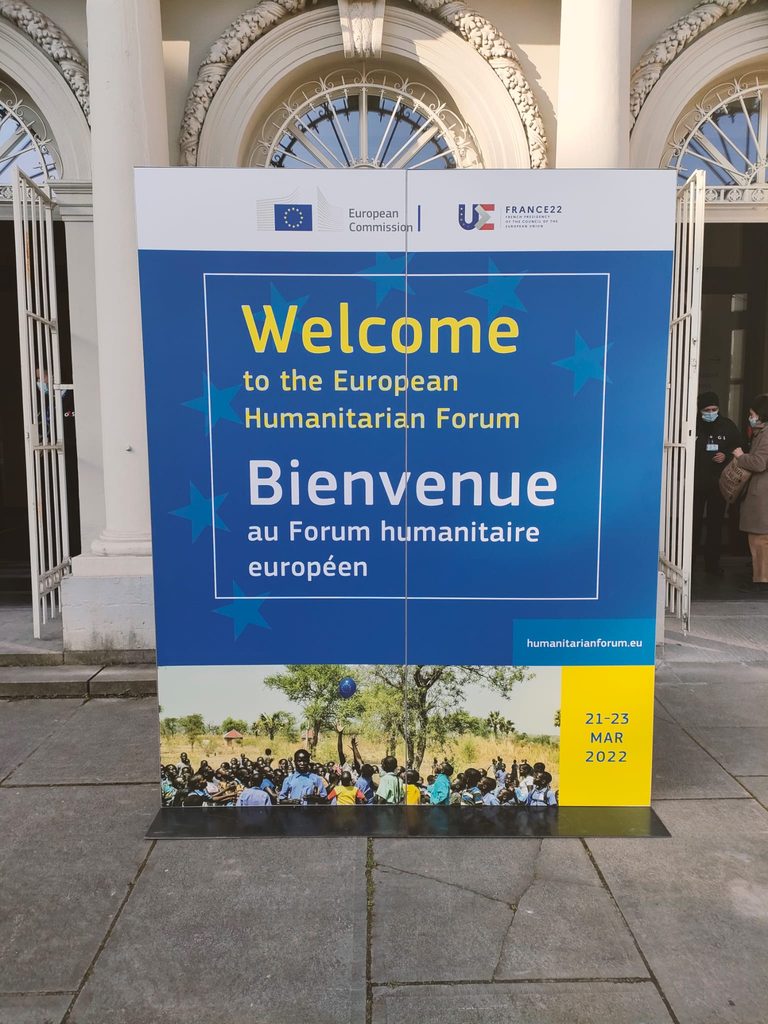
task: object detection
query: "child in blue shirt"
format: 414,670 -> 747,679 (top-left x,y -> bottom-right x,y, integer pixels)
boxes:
528,771 -> 557,807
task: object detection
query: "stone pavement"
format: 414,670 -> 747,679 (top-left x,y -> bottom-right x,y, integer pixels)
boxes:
0,598 -> 64,665
0,653 -> 766,1024
662,599 -> 768,663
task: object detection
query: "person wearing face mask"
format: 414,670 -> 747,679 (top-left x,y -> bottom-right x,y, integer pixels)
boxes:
693,391 -> 743,575
731,395 -> 768,593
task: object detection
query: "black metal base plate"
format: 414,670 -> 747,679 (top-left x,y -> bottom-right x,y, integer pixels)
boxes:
146,805 -> 669,839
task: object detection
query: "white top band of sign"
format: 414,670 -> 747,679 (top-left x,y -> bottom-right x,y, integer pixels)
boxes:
134,168 -> 676,254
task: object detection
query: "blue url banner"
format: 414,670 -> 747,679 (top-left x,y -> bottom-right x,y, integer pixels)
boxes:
513,619 -> 657,666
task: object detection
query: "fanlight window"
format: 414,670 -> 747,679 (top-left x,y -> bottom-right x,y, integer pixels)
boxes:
665,74 -> 768,204
0,84 -> 58,190
249,69 -> 481,170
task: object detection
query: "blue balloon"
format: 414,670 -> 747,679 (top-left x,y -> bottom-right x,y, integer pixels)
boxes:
338,676 -> 357,698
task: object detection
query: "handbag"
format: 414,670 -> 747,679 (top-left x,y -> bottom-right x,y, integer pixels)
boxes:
718,457 -> 752,504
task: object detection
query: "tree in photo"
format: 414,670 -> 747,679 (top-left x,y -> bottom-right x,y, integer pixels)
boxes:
487,710 -> 504,740
487,711 -> 515,739
360,680 -> 405,758
178,713 -> 205,750
263,665 -> 361,752
159,716 -> 179,741
256,711 -> 298,741
368,665 -> 529,771
428,710 -> 478,753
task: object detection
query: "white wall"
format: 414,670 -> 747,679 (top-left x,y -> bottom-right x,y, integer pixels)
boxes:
161,0 -> 248,79
631,0 -> 707,66
158,0 -> 564,164
472,0 -> 560,160
154,0 -> 719,170
33,0 -> 88,59
27,0 -> 738,157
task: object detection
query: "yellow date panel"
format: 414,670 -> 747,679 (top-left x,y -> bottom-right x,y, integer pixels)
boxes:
559,665 -> 655,806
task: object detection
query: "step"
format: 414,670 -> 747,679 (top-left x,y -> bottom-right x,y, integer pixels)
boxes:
0,664 -> 157,698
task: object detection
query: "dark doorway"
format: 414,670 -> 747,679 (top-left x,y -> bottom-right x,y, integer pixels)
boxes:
693,221 -> 768,599
0,218 -> 80,602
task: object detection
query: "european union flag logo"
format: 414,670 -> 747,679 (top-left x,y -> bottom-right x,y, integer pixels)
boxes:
274,204 -> 313,231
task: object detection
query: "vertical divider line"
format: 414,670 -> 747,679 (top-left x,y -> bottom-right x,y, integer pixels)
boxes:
403,169 -> 411,774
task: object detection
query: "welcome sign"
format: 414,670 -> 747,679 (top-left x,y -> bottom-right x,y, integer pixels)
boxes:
137,169 -> 674,820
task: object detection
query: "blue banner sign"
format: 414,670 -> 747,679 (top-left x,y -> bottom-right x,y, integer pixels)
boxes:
136,169 -> 674,669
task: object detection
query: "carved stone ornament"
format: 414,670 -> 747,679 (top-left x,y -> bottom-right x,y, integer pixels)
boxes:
338,0 -> 385,59
630,0 -> 757,125
0,1 -> 89,119
179,0 -> 548,168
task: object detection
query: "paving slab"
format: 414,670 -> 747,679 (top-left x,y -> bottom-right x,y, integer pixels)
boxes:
685,725 -> 768,776
0,994 -> 71,1024
659,640 -> 768,663
0,665 -> 97,698
737,776 -> 768,806
68,838 -> 367,1024
653,698 -> 675,723
588,799 -> 768,1024
681,620 -> 768,653
375,836 -> 542,904
0,599 -> 63,663
655,678 -> 768,729
0,785 -> 157,992
0,699 -> 83,780
5,698 -> 159,784
88,665 -> 157,697
651,718 -> 745,800
657,661 -> 768,685
493,841 -> 646,981
653,665 -> 682,684
371,981 -> 675,1024
373,861 -> 514,983
689,600 -> 766,619
371,839 -> 645,983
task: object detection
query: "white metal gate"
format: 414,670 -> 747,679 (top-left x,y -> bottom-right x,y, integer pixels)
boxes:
659,170 -> 706,632
12,167 -> 71,638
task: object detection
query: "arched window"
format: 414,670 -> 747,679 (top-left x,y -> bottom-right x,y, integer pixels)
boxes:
664,73 -> 767,205
0,82 -> 59,188
247,68 -> 481,170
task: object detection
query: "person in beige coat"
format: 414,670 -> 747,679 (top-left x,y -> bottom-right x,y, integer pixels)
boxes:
732,394 -> 768,592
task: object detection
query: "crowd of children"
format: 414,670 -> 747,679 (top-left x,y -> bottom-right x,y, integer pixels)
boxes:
160,741 -> 558,808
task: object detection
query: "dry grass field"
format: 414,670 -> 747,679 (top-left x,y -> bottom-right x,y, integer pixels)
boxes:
160,730 -> 559,789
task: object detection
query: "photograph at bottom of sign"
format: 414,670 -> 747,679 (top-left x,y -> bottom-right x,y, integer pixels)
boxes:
157,664 -> 561,808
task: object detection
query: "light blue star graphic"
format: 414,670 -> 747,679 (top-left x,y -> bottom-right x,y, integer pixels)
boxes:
254,283 -> 309,325
466,259 -> 526,318
183,376 -> 240,435
360,252 -> 410,306
553,332 -> 611,395
170,483 -> 229,542
214,582 -> 270,638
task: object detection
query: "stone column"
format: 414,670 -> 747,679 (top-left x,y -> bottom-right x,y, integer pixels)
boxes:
63,0 -> 168,652
87,0 -> 168,557
556,0 -> 632,168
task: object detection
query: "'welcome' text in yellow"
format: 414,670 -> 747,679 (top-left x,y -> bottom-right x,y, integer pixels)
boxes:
241,302 -> 519,356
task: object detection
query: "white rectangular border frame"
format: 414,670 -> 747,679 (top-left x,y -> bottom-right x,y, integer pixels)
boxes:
203,271 -> 610,602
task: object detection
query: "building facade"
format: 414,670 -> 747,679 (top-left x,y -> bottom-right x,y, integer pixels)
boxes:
0,0 -> 766,653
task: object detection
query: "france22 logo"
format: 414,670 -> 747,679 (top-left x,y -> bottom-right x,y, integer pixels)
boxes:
458,203 -> 495,231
